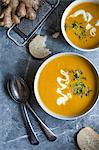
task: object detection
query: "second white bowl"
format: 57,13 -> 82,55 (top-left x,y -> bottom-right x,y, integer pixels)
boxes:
61,0 -> 99,52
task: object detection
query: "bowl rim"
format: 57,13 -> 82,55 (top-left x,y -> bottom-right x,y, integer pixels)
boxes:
61,0 -> 99,52
34,52 -> 99,120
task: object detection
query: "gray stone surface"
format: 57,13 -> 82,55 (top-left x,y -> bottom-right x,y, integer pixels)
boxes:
0,0 -> 99,150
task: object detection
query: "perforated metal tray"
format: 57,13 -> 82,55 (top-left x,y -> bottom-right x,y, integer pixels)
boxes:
7,0 -> 60,46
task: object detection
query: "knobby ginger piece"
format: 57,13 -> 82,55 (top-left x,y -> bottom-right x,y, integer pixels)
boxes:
29,35 -> 51,59
0,0 -> 20,27
0,0 -> 41,28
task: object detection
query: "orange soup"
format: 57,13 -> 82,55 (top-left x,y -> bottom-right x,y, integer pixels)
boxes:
65,2 -> 99,49
37,54 -> 97,117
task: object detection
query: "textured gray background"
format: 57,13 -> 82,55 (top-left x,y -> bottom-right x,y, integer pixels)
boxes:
0,0 -> 99,150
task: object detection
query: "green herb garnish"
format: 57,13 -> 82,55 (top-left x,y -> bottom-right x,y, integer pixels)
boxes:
70,70 -> 92,97
72,22 -> 79,29
72,81 -> 85,97
72,70 -> 83,80
71,22 -> 87,40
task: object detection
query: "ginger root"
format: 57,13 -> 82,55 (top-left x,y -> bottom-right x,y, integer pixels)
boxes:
0,0 -> 40,28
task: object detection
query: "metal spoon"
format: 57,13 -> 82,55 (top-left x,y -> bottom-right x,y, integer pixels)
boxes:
7,76 -> 57,141
7,76 -> 39,145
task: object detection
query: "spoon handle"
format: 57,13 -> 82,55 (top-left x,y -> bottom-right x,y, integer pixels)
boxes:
21,104 -> 39,145
26,103 -> 57,141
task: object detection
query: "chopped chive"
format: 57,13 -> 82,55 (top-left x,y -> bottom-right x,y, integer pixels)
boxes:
70,69 -> 92,97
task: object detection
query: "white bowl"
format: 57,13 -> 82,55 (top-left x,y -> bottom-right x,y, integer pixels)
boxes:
34,53 -> 99,120
61,0 -> 99,52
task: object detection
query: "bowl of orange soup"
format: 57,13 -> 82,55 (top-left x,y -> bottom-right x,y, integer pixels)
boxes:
34,53 -> 99,120
61,0 -> 99,51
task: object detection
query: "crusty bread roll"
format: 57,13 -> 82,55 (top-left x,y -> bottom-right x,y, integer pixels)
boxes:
29,35 -> 51,59
77,127 -> 99,150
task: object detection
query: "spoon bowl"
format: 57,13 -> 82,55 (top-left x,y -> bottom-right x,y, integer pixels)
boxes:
7,76 -> 29,104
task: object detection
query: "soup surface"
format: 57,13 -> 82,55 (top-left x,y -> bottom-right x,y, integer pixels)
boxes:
37,55 -> 97,117
65,2 -> 99,49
